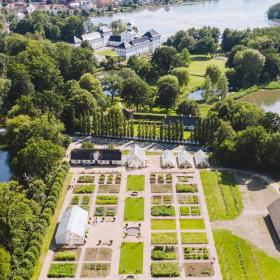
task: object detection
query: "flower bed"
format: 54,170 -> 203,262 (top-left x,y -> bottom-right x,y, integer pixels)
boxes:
184,262 -> 213,277
184,247 -> 209,260
78,175 -> 94,183
176,184 -> 198,193
151,262 -> 180,277
151,246 -> 177,260
95,195 -> 118,205
151,184 -> 173,193
151,205 -> 175,216
94,206 -> 117,216
74,185 -> 95,194
98,184 -> 120,193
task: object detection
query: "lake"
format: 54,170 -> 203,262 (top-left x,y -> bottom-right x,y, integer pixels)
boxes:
240,90 -> 280,114
91,0 -> 280,41
0,151 -> 11,182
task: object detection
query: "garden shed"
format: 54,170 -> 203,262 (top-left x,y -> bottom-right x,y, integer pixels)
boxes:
161,150 -> 176,168
194,150 -> 209,168
177,149 -> 193,168
127,145 -> 145,168
55,206 -> 88,245
268,198 -> 280,240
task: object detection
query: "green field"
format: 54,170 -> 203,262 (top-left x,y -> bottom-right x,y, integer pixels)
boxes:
198,104 -> 212,118
181,232 -> 208,244
124,197 -> 144,221
200,170 -> 243,221
126,175 -> 145,191
151,232 -> 178,244
119,242 -> 143,274
96,48 -> 117,57
214,230 -> 280,280
179,219 -> 205,230
188,55 -> 227,90
151,219 -> 177,230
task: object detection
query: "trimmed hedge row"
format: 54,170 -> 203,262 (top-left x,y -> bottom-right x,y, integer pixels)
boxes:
12,162 -> 70,280
133,112 -> 166,121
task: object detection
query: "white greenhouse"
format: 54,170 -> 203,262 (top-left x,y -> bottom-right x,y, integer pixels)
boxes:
194,150 -> 209,168
127,145 -> 146,168
55,206 -> 88,245
178,149 -> 193,168
161,150 -> 176,168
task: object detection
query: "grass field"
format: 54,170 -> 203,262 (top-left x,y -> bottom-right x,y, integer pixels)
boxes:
119,242 -> 143,274
188,55 -> 227,90
151,219 -> 177,230
179,219 -> 205,230
198,104 -> 212,118
32,172 -> 73,280
200,170 -> 243,221
214,229 -> 280,280
96,48 -> 117,57
124,197 -> 144,221
126,175 -> 145,191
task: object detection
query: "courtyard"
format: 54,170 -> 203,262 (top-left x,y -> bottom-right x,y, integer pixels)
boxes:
39,143 -> 221,279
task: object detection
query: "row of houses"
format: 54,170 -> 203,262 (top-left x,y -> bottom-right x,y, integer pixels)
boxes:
70,146 -> 209,169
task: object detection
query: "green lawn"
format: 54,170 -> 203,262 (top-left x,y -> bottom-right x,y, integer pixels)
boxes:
179,219 -> 205,230
96,48 -> 117,57
214,229 -> 280,280
151,219 -> 176,230
126,175 -> 145,191
181,232 -> 208,244
200,170 -> 243,221
198,104 -> 212,118
124,197 -> 144,221
151,232 -> 178,244
119,242 -> 143,274
32,172 -> 73,280
188,55 -> 227,90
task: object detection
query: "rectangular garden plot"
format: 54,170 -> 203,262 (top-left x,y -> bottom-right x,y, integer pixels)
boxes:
176,184 -> 198,193
178,194 -> 199,204
81,263 -> 110,278
84,248 -> 112,261
151,262 -> 180,278
53,248 -> 81,261
126,175 -> 145,191
48,263 -> 77,278
95,195 -> 118,205
185,262 -> 214,277
151,246 -> 178,260
180,219 -> 205,230
180,206 -> 201,216
94,206 -> 117,216
119,242 -> 143,274
151,219 -> 176,230
74,185 -> 95,194
151,184 -> 172,193
78,175 -> 95,183
124,197 -> 144,221
152,195 -> 173,204
97,185 -> 120,193
151,205 -> 175,217
181,232 -> 208,244
98,173 -> 121,185
183,247 -> 210,260
151,232 -> 178,244
177,175 -> 193,183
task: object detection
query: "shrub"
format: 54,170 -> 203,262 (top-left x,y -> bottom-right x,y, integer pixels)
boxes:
70,195 -> 80,205
151,262 -> 180,277
96,195 -> 118,205
47,263 -> 77,278
133,112 -> 166,121
151,205 -> 175,216
151,246 -> 176,260
54,251 -> 76,261
78,175 -> 94,183
74,185 -> 95,194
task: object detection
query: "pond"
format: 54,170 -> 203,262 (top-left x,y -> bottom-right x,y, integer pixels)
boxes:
91,0 -> 280,41
188,89 -> 204,101
0,151 -> 12,182
240,90 -> 280,115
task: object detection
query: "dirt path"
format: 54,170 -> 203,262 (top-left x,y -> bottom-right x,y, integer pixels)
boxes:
212,170 -> 280,258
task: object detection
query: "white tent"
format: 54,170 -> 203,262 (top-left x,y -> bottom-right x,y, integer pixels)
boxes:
194,150 -> 209,168
127,145 -> 145,168
55,206 -> 88,245
161,150 -> 176,168
178,149 -> 193,168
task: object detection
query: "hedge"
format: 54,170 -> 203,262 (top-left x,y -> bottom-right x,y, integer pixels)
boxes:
133,112 -> 166,121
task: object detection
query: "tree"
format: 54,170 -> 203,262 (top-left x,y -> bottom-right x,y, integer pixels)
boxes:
179,48 -> 191,67
102,75 -> 123,102
177,100 -> 200,116
79,73 -> 103,101
261,112 -> 280,133
216,75 -> 228,100
13,138 -> 64,180
0,247 -> 11,280
213,120 -> 235,147
81,141 -> 95,149
195,37 -> 216,56
202,76 -> 214,102
151,46 -> 179,76
157,75 -> 180,109
205,65 -> 222,84
121,76 -> 151,110
233,48 -> 265,86
171,67 -> 189,87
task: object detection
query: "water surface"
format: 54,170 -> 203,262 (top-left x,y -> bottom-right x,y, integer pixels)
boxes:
91,0 -> 280,40
0,151 -> 11,182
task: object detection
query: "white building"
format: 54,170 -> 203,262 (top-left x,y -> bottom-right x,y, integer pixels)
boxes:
55,206 -> 88,245
194,150 -> 209,169
178,150 -> 193,168
115,29 -> 161,59
127,145 -> 145,168
161,150 -> 176,168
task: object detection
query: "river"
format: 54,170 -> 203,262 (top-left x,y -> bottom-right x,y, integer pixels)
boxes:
0,150 -> 11,182
91,0 -> 280,41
